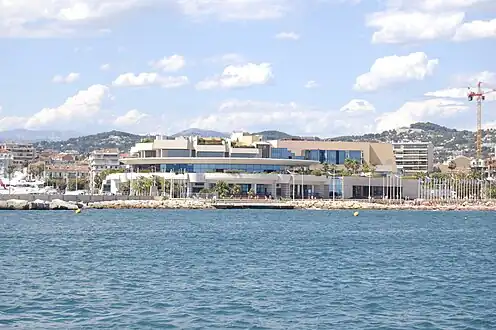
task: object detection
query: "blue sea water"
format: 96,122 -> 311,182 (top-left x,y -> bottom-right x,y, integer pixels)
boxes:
0,210 -> 495,329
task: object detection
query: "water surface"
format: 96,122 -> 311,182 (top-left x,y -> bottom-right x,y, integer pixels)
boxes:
0,210 -> 495,329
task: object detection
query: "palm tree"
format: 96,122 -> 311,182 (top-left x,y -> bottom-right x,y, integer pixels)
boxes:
230,184 -> 241,197
6,164 -> 15,194
448,160 -> 457,174
213,181 -> 230,198
344,158 -> 360,174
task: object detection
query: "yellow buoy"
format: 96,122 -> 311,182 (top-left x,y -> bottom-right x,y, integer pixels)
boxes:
75,209 -> 81,214
353,211 -> 359,216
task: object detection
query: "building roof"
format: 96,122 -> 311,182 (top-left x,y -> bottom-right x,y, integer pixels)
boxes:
120,157 -> 318,166
46,165 -> 89,172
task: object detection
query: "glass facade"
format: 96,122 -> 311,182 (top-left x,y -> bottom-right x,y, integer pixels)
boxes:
196,151 -> 226,158
230,153 -> 257,158
163,149 -> 190,157
158,163 -> 285,173
271,148 -> 295,159
271,147 -> 362,164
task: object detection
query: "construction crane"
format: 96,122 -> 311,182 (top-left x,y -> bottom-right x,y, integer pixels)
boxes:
467,82 -> 496,162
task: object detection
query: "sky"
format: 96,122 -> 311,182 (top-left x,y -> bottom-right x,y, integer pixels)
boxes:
0,0 -> 495,138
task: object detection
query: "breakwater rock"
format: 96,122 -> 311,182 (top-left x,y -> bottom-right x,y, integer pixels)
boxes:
87,199 -> 214,209
0,199 -> 81,210
290,200 -> 496,211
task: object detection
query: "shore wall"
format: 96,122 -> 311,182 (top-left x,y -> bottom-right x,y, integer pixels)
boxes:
0,194 -> 154,203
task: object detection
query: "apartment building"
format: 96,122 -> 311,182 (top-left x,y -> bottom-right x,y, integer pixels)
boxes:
89,148 -> 121,173
0,150 -> 14,177
0,142 -> 35,167
392,141 -> 433,174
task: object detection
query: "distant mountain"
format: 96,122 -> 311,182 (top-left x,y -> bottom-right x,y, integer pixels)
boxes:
172,128 -> 229,138
34,130 -> 144,153
0,129 -> 81,142
253,130 -> 297,140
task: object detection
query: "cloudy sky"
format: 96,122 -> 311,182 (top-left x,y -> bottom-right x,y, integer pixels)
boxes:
0,0 -> 495,137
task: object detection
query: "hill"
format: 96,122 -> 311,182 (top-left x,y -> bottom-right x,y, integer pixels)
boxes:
0,129 -> 81,142
172,128 -> 228,138
252,130 -> 297,140
34,131 -> 144,153
333,122 -> 490,162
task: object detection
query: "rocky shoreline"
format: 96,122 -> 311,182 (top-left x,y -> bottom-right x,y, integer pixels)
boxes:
1,198 -> 496,211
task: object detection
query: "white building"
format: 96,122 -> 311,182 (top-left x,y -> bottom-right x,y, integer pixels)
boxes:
0,142 -> 35,167
101,134 -> 418,199
0,151 -> 14,178
89,148 -> 121,173
392,142 -> 433,174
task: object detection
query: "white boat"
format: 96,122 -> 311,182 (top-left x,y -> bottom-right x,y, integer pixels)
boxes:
0,171 -> 57,195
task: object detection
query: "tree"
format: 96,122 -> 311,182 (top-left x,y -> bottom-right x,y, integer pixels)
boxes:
67,178 -> 89,191
131,176 -> 153,195
344,158 -> 360,174
94,168 -> 125,190
213,181 -> 230,198
361,161 -> 370,173
248,188 -> 256,198
118,181 -> 130,195
448,160 -> 457,172
230,184 -> 241,197
6,164 -> 16,181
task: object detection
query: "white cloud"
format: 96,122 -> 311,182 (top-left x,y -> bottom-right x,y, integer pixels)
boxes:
52,72 -> 80,83
177,0 -> 291,20
25,84 -> 109,129
196,63 -> 273,89
340,99 -> 375,113
453,18 -> 496,41
426,71 -> 496,101
114,109 -> 148,126
100,63 -> 110,71
112,73 -> 189,88
0,116 -> 28,131
275,31 -> 300,40
386,0 -> 492,11
206,53 -> 246,65
375,99 -> 468,132
149,54 -> 186,71
304,80 -> 318,88
187,99 -> 375,136
354,52 -> 438,91
0,0 -> 292,37
366,11 -> 464,44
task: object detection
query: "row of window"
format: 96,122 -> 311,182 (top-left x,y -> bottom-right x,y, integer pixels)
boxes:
154,163 -> 288,173
271,148 -> 362,164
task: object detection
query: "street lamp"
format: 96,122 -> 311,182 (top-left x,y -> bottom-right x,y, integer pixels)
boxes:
368,173 -> 371,201
326,170 -> 336,201
286,170 -> 295,201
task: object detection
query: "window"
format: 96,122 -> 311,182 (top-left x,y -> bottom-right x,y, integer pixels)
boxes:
196,152 -> 225,157
163,149 -> 190,157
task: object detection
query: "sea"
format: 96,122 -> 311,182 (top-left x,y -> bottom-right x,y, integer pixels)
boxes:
0,209 -> 495,329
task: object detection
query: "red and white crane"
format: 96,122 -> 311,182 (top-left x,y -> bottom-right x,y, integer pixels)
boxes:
467,82 -> 496,162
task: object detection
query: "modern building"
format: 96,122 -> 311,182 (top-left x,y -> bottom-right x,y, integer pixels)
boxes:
392,141 -> 433,174
0,150 -> 14,178
100,133 -> 410,198
89,148 -> 121,173
269,139 -> 397,172
0,142 -> 35,167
